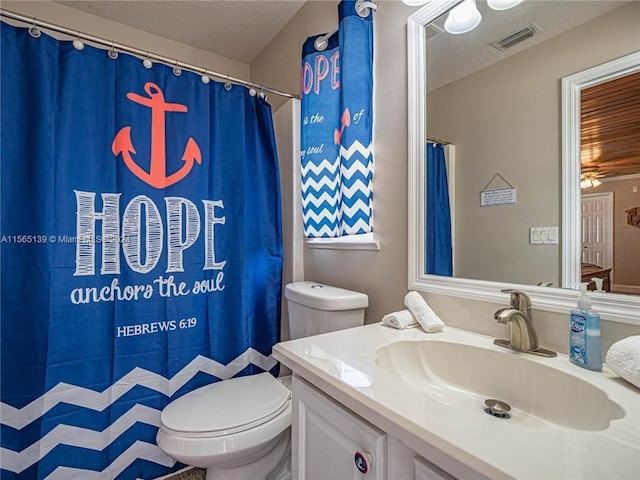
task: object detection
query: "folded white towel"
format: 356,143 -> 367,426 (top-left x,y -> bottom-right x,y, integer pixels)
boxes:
404,291 -> 445,333
381,310 -> 418,329
606,335 -> 640,389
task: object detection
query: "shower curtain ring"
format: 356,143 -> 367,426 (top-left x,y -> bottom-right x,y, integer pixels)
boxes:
224,76 -> 232,91
72,33 -> 85,50
172,60 -> 182,76
107,42 -> 118,60
29,18 -> 41,38
355,0 -> 378,17
142,52 -> 153,69
201,70 -> 211,84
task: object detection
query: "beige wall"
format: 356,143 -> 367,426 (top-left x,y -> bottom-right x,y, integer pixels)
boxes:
253,0 -> 417,326
427,2 -> 640,287
251,0 -> 341,112
1,1 -> 250,81
252,1 -> 640,350
273,100 -> 305,345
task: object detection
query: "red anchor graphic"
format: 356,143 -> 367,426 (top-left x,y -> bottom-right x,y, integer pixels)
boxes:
112,82 -> 201,189
334,108 -> 351,145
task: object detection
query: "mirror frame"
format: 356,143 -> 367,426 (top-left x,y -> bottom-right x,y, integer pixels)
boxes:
407,1 -> 640,324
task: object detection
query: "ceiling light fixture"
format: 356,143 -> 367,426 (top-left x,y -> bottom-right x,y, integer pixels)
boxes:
444,0 -> 482,35
487,0 -> 524,11
580,173 -> 602,189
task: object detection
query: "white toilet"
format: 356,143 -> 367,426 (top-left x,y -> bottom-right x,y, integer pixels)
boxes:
156,281 -> 368,480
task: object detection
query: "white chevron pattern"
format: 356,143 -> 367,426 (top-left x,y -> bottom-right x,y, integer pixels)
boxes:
302,140 -> 373,238
301,156 -> 341,241
301,192 -> 339,209
302,209 -> 340,224
304,225 -> 339,238
339,139 -> 373,234
1,349 -> 276,430
300,176 -> 340,194
341,219 -> 372,235
2,404 -> 162,473
340,163 -> 371,181
341,180 -> 371,199
44,441 -> 175,480
339,140 -> 371,160
341,199 -> 371,218
300,158 -> 339,176
301,135 -> 372,238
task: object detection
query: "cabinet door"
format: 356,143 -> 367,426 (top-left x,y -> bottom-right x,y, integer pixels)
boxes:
414,456 -> 456,480
292,376 -> 387,480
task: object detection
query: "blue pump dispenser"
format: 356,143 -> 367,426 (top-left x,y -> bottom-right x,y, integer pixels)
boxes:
569,283 -> 602,371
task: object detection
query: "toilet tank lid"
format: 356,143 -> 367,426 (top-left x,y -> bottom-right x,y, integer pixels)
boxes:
285,281 -> 368,311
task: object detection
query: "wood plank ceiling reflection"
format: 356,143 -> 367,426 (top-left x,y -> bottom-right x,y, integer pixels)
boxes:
581,71 -> 640,178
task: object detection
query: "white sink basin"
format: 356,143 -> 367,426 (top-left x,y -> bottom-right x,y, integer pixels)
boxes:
376,340 -> 625,431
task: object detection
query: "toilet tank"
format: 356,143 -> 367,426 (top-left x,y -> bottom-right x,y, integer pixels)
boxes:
285,281 -> 368,340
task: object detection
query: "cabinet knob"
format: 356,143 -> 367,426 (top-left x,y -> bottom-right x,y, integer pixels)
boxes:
354,451 -> 373,474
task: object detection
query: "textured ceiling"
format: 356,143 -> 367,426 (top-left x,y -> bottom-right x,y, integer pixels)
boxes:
55,0 -> 307,63
54,1 -> 628,77
426,0 -> 629,91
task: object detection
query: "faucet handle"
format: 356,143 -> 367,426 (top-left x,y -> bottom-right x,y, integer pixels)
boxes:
501,289 -> 531,311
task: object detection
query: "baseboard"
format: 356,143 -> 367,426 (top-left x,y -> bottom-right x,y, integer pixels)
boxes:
612,283 -> 640,295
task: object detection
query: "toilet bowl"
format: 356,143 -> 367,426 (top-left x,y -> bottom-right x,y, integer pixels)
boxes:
157,282 -> 368,479
157,373 -> 292,480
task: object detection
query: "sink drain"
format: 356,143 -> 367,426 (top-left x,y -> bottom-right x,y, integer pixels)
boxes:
484,399 -> 511,419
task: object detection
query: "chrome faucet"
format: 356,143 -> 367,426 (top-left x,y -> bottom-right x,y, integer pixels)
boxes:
493,289 -> 557,357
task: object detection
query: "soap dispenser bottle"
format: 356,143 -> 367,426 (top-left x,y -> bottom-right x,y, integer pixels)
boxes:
569,283 -> 602,371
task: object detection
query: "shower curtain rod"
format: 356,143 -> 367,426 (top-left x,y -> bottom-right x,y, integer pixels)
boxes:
427,136 -> 452,145
0,9 -> 300,100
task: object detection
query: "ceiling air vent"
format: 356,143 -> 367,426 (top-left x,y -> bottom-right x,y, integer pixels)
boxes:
425,23 -> 444,40
491,24 -> 538,51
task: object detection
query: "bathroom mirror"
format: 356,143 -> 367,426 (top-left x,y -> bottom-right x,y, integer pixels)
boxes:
407,0 -> 640,323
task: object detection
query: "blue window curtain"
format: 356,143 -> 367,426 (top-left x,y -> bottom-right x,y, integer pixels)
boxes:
300,0 -> 374,238
1,23 -> 282,480
300,32 -> 342,238
426,143 -> 453,276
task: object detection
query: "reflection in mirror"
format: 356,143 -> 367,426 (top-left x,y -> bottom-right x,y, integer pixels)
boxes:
423,1 -> 639,290
407,0 -> 640,324
578,72 -> 640,295
562,51 -> 640,299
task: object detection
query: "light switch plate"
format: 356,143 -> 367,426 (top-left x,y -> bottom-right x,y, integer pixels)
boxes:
530,226 -> 558,245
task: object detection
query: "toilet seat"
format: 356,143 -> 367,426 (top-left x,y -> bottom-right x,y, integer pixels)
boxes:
159,372 -> 291,438
156,373 -> 292,470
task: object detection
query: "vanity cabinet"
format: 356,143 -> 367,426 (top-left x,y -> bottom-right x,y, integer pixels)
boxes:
413,456 -> 456,480
292,375 -> 387,479
292,376 -> 457,480
276,324 -> 640,479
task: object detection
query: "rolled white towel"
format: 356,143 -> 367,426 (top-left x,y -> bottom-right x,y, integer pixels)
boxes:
404,291 -> 445,333
381,310 -> 418,329
605,335 -> 640,389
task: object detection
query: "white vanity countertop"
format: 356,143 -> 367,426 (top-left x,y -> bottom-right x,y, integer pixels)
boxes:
273,324 -> 640,480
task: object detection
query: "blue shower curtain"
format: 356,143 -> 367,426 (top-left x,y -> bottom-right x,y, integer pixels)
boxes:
0,23 -> 282,480
426,143 -> 453,276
